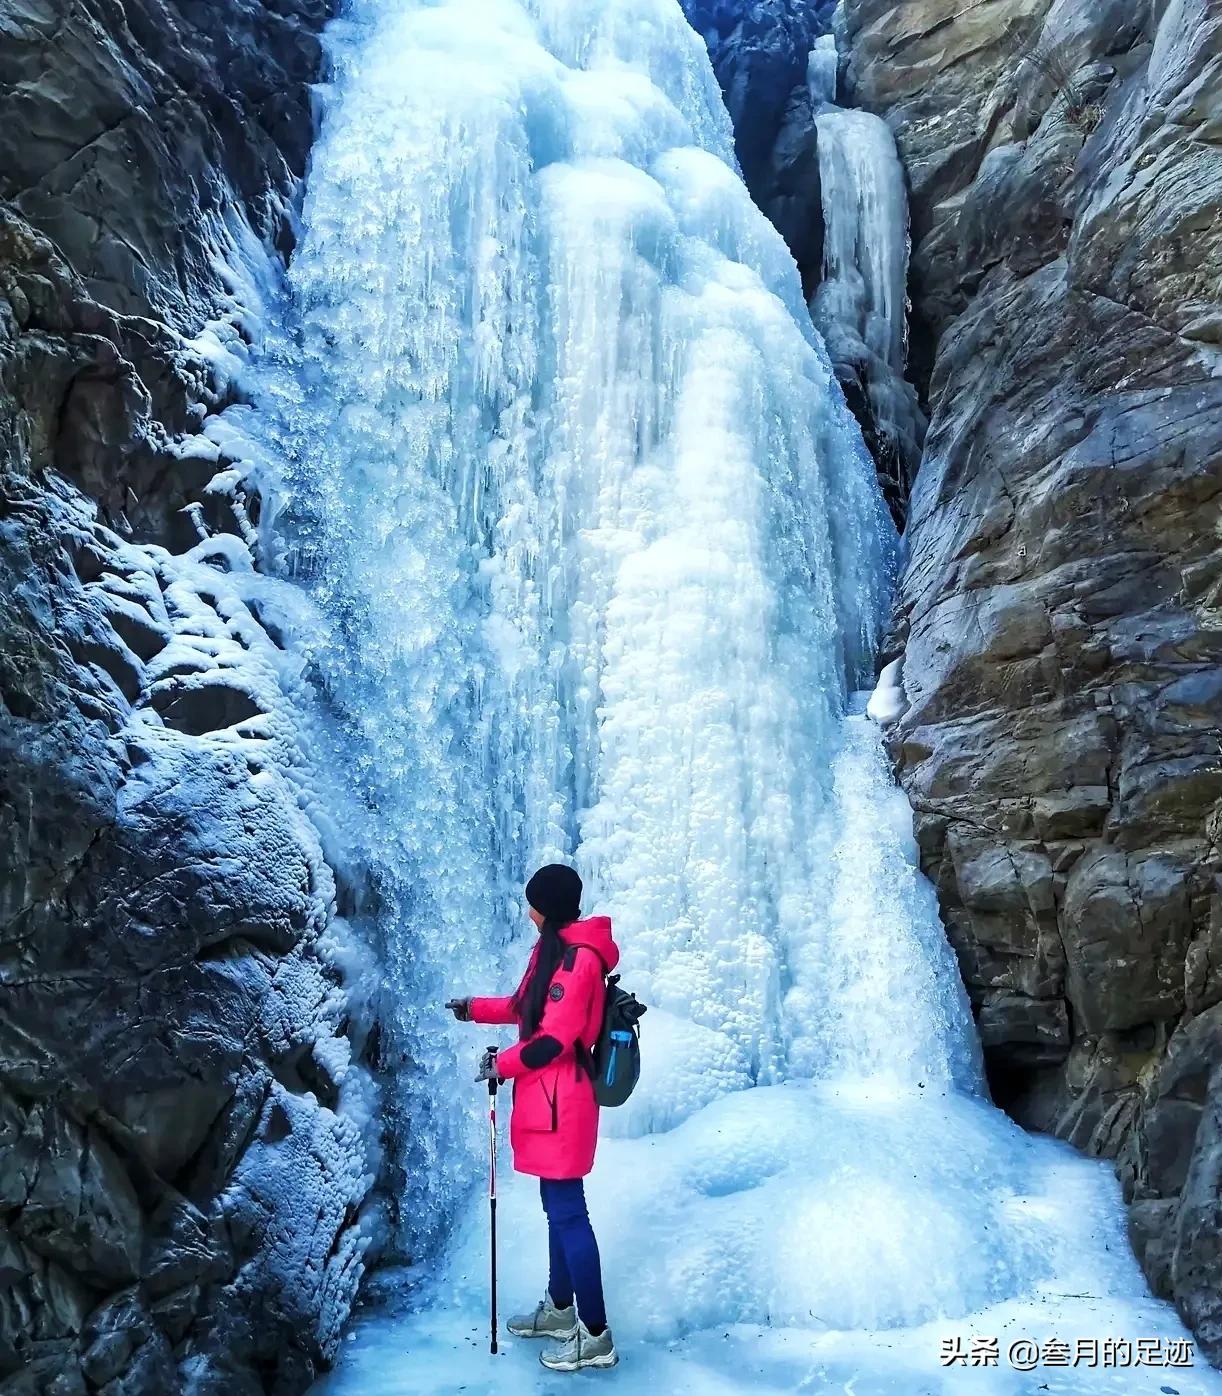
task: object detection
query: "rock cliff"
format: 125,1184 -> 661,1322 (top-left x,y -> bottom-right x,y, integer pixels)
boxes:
0,2 -> 380,1393
839,0 -> 1222,1360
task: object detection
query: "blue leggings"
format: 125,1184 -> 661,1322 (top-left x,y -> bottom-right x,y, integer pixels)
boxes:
540,1178 -> 607,1332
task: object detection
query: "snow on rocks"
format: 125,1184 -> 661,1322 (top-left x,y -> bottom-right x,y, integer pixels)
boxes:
106,515 -> 383,1364
866,654 -> 908,725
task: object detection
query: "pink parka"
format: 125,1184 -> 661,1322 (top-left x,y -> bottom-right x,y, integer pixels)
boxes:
470,916 -> 619,1180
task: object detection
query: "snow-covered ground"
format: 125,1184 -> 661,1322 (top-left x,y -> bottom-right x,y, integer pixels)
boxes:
316,1086 -> 1217,1394
320,1290 -> 1215,1396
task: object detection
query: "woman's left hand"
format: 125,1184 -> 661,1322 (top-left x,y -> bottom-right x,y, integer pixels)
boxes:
475,1047 -> 498,1082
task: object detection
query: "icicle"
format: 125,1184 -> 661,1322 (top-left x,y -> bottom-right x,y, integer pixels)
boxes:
808,30 -> 926,501
807,33 -> 838,107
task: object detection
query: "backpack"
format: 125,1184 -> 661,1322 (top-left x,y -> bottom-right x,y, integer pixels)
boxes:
587,973 -> 647,1107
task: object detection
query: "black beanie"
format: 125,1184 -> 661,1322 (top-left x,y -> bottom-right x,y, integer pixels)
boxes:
525,864 -> 582,923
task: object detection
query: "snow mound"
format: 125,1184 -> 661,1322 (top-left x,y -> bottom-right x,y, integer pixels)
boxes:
867,655 -> 908,725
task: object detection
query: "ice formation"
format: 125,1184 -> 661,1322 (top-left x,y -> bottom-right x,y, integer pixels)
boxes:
865,653 -> 908,724
188,0 -> 1222,1388
808,30 -> 927,501
228,0 -> 891,1257
806,32 -> 838,107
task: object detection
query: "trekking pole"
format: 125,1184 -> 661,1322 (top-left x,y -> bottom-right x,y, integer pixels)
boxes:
486,1046 -> 499,1355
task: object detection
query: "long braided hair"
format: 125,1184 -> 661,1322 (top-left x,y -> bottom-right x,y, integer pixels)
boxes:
512,865 -> 582,1037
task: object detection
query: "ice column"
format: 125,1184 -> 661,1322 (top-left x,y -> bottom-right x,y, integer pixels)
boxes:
809,30 -> 926,510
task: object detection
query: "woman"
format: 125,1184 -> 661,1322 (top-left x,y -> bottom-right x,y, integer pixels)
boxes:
446,863 -> 619,1372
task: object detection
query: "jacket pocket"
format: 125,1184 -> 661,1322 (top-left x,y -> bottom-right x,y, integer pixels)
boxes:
514,1069 -> 558,1132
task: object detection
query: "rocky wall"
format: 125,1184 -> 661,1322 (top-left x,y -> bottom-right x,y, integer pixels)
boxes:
0,3 -> 382,1392
841,0 -> 1222,1359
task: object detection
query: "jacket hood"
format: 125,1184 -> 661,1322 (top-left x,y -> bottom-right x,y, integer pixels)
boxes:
560,915 -> 620,973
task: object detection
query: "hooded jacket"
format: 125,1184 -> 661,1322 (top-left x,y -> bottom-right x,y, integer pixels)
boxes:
470,915 -> 619,1180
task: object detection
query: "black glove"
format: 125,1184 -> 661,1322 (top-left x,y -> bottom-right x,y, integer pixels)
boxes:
475,1047 -> 498,1082
445,998 -> 472,1022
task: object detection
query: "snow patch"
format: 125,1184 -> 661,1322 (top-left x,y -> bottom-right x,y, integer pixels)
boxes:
866,654 -> 908,725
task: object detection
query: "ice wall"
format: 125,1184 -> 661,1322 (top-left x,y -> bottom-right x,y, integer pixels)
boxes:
784,700 -> 983,1090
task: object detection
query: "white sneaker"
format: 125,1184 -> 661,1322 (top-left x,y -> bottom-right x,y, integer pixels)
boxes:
539,1320 -> 618,1371
506,1295 -> 578,1340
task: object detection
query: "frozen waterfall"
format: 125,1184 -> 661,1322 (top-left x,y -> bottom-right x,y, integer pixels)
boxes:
210,0 -> 1222,1390
808,29 -> 927,515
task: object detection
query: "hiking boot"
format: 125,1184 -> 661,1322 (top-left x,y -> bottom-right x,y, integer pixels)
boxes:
506,1295 -> 578,1340
539,1320 -> 618,1371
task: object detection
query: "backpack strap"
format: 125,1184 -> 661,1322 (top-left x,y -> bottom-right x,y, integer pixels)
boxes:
561,940 -> 609,975
558,941 -> 608,1081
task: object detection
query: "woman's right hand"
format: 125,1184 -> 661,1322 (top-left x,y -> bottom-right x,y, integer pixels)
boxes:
445,998 -> 472,1022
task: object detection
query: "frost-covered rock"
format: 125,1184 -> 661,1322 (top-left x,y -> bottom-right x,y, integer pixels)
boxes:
0,2 -> 382,1391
